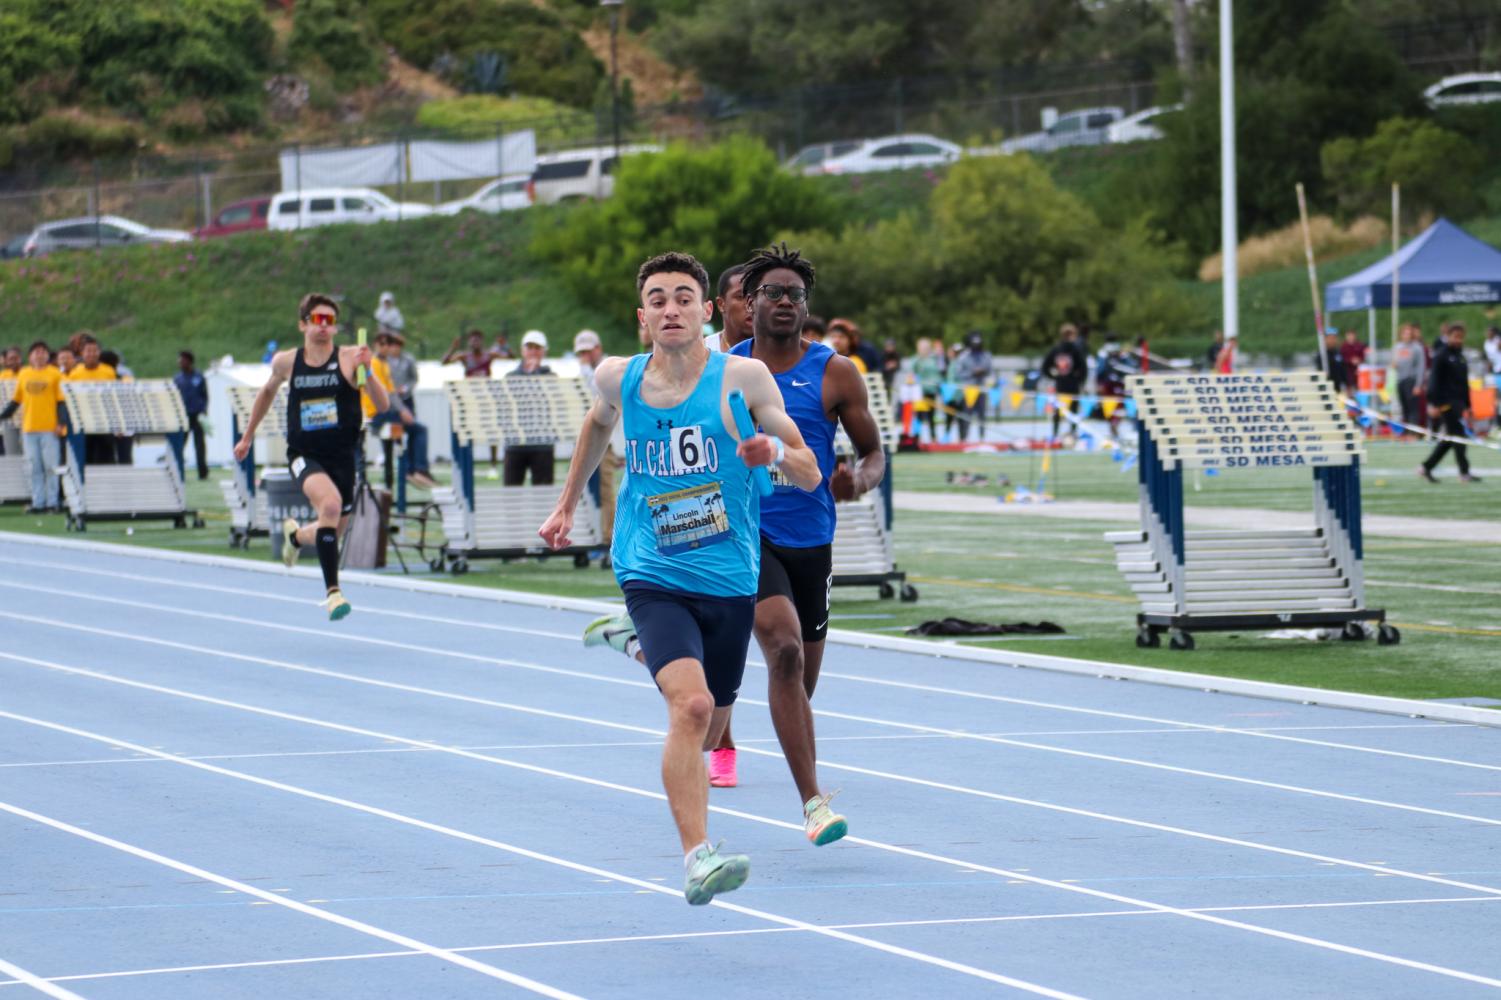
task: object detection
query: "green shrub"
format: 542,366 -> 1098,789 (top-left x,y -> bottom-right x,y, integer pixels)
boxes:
416,95 -> 599,145
367,0 -> 603,107
1322,117 -> 1483,224
783,155 -> 1194,351
533,137 -> 840,313
289,0 -> 386,90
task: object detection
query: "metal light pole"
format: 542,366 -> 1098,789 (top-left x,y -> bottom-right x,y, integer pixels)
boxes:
601,0 -> 623,160
1219,0 -> 1239,345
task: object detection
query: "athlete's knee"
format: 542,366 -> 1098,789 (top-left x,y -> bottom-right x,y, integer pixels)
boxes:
668,689 -> 715,731
316,497 -> 342,523
762,633 -> 805,683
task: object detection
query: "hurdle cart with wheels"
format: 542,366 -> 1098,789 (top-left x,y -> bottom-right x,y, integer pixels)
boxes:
59,380 -> 201,532
1107,371 -> 1395,651
831,372 -> 916,602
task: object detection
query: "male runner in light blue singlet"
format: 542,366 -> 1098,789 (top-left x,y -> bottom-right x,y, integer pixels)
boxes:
539,251 -> 821,905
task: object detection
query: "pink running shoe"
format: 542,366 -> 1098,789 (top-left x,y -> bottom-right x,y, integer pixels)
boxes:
708,747 -> 738,788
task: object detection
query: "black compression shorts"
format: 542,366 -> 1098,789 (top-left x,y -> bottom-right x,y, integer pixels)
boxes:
758,538 -> 833,643
288,450 -> 356,515
622,582 -> 755,707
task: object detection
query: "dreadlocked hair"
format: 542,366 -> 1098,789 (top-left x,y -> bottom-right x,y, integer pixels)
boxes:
739,243 -> 815,301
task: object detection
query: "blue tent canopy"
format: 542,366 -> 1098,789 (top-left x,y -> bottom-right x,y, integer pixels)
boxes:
1325,217 -> 1501,312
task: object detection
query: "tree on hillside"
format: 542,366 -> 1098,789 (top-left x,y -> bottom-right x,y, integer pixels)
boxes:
1146,0 -> 1420,254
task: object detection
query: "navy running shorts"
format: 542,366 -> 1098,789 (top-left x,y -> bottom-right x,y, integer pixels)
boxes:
622,582 -> 756,707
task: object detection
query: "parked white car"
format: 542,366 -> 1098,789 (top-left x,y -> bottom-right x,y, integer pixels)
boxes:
436,174 -> 533,216
783,140 -> 865,174
797,134 -> 961,176
1000,107 -> 1125,154
529,144 -> 662,204
1424,72 -> 1501,108
22,215 -> 192,257
266,187 -> 434,230
1106,104 -> 1183,143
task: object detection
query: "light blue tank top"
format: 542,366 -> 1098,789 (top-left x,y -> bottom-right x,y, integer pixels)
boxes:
730,338 -> 837,547
611,351 -> 759,597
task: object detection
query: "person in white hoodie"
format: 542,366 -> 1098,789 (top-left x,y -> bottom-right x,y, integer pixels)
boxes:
374,291 -> 405,337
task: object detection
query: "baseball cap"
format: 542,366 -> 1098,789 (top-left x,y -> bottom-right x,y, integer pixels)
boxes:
521,330 -> 547,350
573,329 -> 601,352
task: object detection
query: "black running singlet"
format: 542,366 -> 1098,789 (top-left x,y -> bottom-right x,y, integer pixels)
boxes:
285,347 -> 362,456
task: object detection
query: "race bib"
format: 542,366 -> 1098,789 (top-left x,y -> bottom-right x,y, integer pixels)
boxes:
669,424 -> 708,474
300,397 -> 338,431
646,481 -> 730,555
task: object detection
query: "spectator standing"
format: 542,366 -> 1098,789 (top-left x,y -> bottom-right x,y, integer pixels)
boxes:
383,328 -> 419,413
365,333 -> 437,489
1322,331 -> 1346,392
502,330 -> 557,486
879,338 -> 901,394
99,349 -> 134,464
1391,324 -> 1427,435
55,347 -> 75,377
802,315 -> 827,345
173,350 -> 210,479
849,321 -> 882,375
2,346 -> 21,376
1205,330 -> 1225,371
825,320 -> 867,373
493,329 -> 515,359
0,342 -> 67,512
374,291 -> 405,337
950,330 -> 995,443
444,329 -> 498,378
67,333 -> 117,465
1340,329 -> 1367,391
1041,323 -> 1088,440
574,329 -> 621,554
1485,325 -> 1501,376
910,337 -> 945,442
1419,323 -> 1478,483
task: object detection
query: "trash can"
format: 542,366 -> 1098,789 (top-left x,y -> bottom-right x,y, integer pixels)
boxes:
262,469 -> 313,562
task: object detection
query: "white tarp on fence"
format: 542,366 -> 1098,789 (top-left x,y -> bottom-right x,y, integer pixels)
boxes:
277,143 -> 403,191
278,131 -> 537,191
408,132 -> 537,182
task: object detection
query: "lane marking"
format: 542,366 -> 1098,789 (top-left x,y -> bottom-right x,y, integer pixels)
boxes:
0,803 -> 579,998
7,610 -> 1501,837
0,702 -> 1083,999
4,658 -> 1501,990
6,895 -> 1499,991
0,958 -> 86,1000
7,560 -> 1496,774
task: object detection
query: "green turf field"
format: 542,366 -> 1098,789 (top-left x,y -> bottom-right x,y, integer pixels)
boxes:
5,435 -> 1495,703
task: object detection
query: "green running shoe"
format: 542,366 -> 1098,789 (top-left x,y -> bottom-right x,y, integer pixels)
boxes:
324,589 -> 352,622
804,791 -> 848,846
583,611 -> 637,656
683,842 -> 750,906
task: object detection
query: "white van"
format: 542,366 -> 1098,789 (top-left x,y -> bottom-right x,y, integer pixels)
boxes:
266,187 -> 434,230
529,144 -> 662,204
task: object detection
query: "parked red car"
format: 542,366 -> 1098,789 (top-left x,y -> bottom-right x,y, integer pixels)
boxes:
194,197 -> 271,239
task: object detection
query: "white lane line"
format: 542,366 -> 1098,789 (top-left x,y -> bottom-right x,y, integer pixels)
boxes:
6,610 -> 1500,837
0,803 -> 579,999
7,895 -> 1500,991
4,564 -> 1495,775
0,958 -> 86,1000
0,705 -> 1083,1000
6,630 -> 1501,899
4,659 -> 1501,991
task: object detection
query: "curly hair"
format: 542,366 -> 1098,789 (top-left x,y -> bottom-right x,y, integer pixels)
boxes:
636,251 -> 710,300
739,242 -> 815,302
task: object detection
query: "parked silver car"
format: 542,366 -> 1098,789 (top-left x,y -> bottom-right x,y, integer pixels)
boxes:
22,214 -> 192,257
998,107 -> 1125,154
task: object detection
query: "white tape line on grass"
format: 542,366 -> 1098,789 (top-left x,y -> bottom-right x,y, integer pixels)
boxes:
9,554 -> 1498,774
0,704 -> 1084,1000
4,655 -> 1501,992
0,958 -> 86,1000
0,801 -> 580,999
5,602 -> 1499,837
4,530 -> 1498,729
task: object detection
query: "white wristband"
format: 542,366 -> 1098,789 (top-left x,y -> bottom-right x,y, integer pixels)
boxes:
769,435 -> 785,467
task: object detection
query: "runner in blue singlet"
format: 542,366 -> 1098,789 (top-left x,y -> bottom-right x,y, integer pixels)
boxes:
539,251 -> 822,906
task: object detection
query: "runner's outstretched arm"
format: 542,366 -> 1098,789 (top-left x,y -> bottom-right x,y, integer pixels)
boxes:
233,350 -> 293,461
539,356 -> 625,549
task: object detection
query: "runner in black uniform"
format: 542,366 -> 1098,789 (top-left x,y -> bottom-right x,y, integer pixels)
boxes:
233,293 -> 385,620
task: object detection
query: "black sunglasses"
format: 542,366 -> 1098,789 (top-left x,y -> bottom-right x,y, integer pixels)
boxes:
756,283 -> 809,304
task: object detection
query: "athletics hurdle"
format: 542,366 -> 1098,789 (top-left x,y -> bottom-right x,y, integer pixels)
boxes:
1107,371 -> 1396,651
831,372 -> 914,601
0,378 -> 27,504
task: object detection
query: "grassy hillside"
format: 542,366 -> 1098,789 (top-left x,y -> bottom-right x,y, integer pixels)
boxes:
2,157 -> 1497,377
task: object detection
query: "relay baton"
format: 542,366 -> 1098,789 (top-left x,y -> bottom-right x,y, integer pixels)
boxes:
727,389 -> 774,497
356,326 -> 368,387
